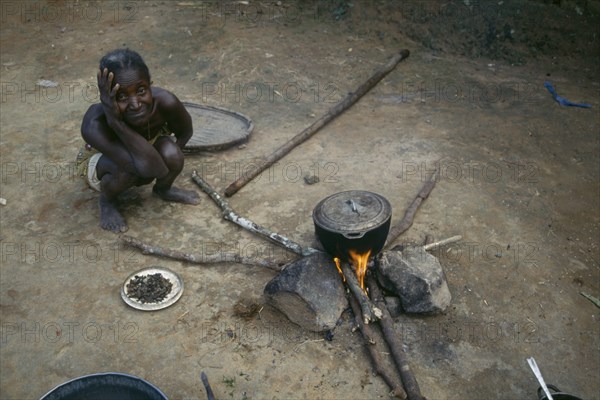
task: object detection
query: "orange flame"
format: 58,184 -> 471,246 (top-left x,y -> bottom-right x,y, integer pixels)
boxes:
348,248 -> 372,291
333,257 -> 345,281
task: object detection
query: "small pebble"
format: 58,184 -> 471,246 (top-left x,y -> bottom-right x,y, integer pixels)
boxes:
36,79 -> 58,88
304,175 -> 320,185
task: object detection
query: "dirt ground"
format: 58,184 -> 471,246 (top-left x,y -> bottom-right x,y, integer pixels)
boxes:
1,1 -> 599,399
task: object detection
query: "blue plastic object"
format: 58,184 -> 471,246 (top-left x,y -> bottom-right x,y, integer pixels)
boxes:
544,81 -> 591,108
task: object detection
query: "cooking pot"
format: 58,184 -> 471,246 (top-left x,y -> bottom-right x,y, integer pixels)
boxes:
313,190 -> 392,261
40,372 -> 168,400
537,385 -> 583,400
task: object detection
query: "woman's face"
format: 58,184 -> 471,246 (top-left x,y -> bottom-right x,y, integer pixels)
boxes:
113,68 -> 153,127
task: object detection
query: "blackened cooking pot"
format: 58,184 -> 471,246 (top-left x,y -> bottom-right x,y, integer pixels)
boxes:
313,190 -> 392,261
39,372 -> 168,400
538,385 -> 583,400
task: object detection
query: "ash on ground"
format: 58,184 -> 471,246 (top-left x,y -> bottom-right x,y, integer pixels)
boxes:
126,273 -> 173,304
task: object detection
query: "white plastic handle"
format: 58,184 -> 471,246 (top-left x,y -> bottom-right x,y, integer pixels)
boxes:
527,357 -> 554,400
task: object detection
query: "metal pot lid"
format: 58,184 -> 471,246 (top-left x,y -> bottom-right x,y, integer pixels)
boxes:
313,190 -> 392,233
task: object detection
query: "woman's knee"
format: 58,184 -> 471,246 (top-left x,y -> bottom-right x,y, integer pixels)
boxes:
155,137 -> 184,171
97,155 -> 154,189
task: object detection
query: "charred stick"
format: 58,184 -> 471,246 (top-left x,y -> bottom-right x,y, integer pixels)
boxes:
120,234 -> 285,271
385,168 -> 438,249
340,261 -> 382,324
200,372 -> 216,400
348,293 -> 407,399
224,50 -> 410,197
367,275 -> 425,400
192,170 -> 320,257
423,234 -> 435,246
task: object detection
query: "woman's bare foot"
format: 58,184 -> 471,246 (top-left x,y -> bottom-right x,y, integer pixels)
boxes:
153,185 -> 200,204
99,194 -> 129,233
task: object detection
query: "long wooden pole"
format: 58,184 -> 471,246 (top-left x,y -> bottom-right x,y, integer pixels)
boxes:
224,49 -> 410,197
192,170 -> 320,257
120,234 -> 286,270
385,166 -> 437,249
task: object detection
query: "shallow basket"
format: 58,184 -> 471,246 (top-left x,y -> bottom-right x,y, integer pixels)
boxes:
182,102 -> 253,152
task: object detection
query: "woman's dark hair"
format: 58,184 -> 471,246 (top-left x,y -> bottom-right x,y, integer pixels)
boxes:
99,48 -> 151,83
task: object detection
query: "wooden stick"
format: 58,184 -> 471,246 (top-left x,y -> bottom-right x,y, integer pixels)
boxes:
348,293 -> 407,399
200,372 -> 216,400
120,234 -> 285,271
340,261 -> 382,324
192,170 -> 320,257
224,50 -> 410,197
367,274 -> 424,400
423,235 -> 462,251
385,167 -> 438,249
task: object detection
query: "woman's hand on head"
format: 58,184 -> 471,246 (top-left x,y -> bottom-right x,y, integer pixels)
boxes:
97,67 -> 122,123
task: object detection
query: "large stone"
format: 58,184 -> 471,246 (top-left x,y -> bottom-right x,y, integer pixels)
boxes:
263,253 -> 348,332
376,247 -> 451,314
383,296 -> 403,318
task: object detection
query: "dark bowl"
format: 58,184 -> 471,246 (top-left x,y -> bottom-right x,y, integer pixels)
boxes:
538,385 -> 583,400
40,372 -> 168,400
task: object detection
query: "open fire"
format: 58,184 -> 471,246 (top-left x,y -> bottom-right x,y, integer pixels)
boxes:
333,248 -> 373,292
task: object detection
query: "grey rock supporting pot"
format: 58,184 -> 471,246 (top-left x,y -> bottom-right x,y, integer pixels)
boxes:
312,190 -> 392,261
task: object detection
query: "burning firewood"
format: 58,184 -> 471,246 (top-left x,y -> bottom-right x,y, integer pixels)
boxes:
338,260 -> 382,324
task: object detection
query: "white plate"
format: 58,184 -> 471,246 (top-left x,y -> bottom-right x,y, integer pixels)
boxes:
121,267 -> 184,311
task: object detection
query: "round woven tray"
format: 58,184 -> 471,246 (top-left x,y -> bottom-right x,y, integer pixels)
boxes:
182,102 -> 253,152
